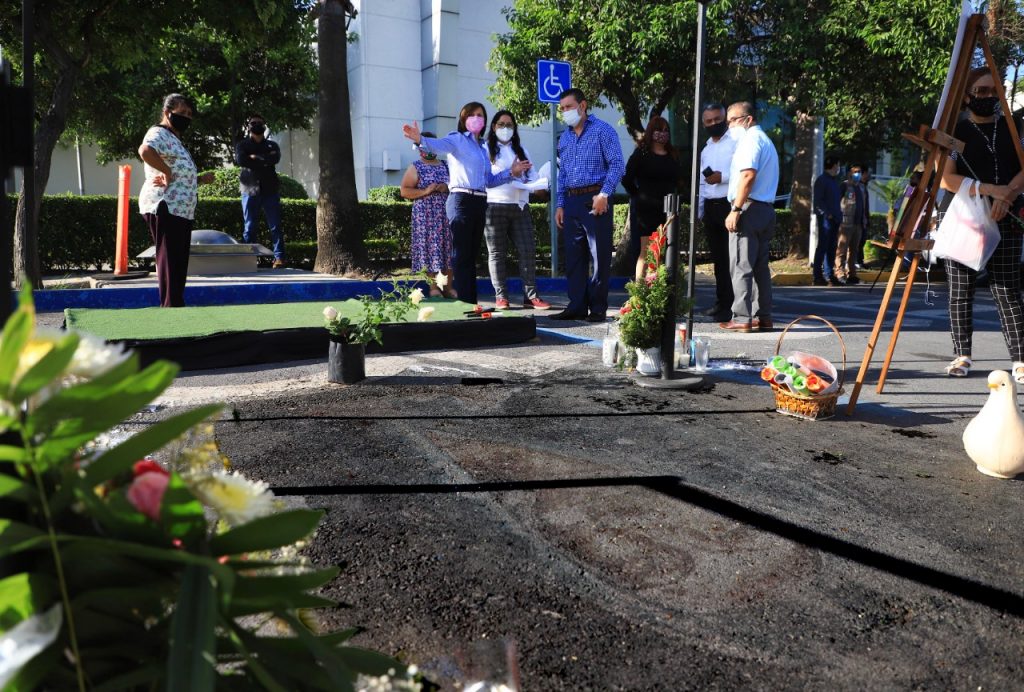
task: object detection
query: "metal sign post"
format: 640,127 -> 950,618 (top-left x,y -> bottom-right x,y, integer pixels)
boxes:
537,59 -> 571,277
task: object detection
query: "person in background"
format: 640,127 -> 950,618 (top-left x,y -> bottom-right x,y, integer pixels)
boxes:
553,88 -> 625,322
856,167 -> 873,269
138,93 -> 215,307
939,65 -> 1024,383
622,115 -> 683,282
400,131 -> 454,297
835,164 -> 867,285
402,103 -> 531,306
696,103 -> 736,320
483,110 -> 551,310
235,115 -> 285,268
720,101 -> 780,333
811,156 -> 842,286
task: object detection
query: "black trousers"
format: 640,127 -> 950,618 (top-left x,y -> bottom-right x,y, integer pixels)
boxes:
446,192 -> 487,305
143,201 -> 192,307
703,198 -> 733,313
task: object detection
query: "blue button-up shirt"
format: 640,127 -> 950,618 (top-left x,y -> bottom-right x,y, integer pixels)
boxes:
727,125 -> 779,204
419,131 -> 513,191
556,115 -> 625,208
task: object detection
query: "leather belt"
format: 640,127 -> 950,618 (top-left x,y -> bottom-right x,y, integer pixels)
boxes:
704,197 -> 730,205
567,184 -> 603,197
450,187 -> 487,197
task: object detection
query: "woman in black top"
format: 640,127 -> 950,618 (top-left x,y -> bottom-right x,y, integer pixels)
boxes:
939,66 -> 1024,383
622,116 -> 682,280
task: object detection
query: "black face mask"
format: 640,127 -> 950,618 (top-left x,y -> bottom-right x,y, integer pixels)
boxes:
706,121 -> 728,139
168,112 -> 192,133
250,123 -> 266,135
967,95 -> 999,117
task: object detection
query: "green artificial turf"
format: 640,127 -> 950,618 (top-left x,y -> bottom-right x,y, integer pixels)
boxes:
65,299 -> 484,341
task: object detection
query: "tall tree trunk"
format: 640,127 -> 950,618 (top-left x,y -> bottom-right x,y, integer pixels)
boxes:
314,0 -> 366,275
13,61 -> 80,288
787,110 -> 815,259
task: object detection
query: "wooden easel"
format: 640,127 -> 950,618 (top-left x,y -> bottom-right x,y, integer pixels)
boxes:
846,14 -> 1024,414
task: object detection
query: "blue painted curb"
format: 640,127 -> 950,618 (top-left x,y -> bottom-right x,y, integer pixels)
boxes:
28,276 -> 631,313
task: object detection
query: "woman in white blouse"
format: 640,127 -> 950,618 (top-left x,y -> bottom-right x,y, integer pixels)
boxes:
137,93 -> 214,307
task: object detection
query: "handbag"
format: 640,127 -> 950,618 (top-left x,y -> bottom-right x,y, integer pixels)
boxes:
931,178 -> 1000,271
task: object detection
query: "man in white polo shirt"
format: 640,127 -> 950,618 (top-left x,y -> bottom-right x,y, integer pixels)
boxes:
720,101 -> 780,333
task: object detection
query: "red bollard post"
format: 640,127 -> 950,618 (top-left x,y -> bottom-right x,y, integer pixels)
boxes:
114,165 -> 131,275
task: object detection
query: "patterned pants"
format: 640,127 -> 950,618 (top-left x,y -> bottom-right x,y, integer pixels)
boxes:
943,227 -> 1024,361
484,203 -> 538,301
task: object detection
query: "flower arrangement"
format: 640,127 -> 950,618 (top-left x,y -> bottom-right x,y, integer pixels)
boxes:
0,288 -> 413,690
617,226 -> 692,350
323,272 -> 440,345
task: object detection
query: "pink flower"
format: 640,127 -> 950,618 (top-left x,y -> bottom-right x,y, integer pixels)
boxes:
127,472 -> 169,522
619,303 -> 633,315
132,459 -> 168,477
645,272 -> 657,286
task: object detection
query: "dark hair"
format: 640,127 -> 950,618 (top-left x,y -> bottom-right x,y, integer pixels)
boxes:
486,110 -> 527,163
457,102 -> 487,135
824,156 -> 838,169
728,100 -> 756,121
248,114 -> 265,124
638,115 -> 678,160
965,65 -> 996,95
702,103 -> 725,116
162,93 -> 192,115
559,88 -> 586,104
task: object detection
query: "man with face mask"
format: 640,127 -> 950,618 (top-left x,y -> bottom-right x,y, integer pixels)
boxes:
812,156 -> 842,286
720,101 -> 780,333
698,103 -> 737,321
235,115 -> 285,268
553,88 -> 626,321
835,165 -> 868,284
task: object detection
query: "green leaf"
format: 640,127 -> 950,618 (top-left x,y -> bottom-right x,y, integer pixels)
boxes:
166,564 -> 218,692
0,444 -> 27,463
9,332 -> 80,405
274,611 -> 355,691
0,304 -> 33,393
232,567 -> 339,602
0,519 -> 46,558
91,663 -> 162,692
0,472 -> 34,502
228,592 -> 337,618
83,403 -> 221,485
160,472 -> 207,547
0,572 -> 56,633
209,509 -> 324,556
334,646 -> 406,677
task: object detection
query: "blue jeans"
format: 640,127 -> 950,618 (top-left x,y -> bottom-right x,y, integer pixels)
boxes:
242,192 -> 284,259
562,194 -> 613,316
813,214 -> 837,281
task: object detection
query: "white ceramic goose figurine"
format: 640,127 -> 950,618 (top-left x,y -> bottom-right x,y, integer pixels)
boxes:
963,370 -> 1024,479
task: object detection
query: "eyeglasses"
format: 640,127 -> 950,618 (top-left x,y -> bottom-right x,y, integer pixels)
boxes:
495,122 -> 515,128
727,114 -> 749,124
970,87 -> 997,97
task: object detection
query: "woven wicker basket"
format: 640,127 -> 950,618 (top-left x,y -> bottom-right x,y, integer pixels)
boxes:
770,315 -> 846,421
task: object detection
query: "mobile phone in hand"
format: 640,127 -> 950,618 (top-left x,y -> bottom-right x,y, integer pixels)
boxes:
702,166 -> 714,179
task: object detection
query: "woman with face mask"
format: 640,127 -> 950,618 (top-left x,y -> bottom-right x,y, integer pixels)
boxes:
400,132 -> 454,297
137,93 -> 215,307
482,111 -> 551,310
939,66 -> 1024,383
402,103 -> 532,305
621,116 -> 682,280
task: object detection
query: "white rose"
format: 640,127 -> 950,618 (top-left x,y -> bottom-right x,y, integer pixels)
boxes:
410,288 -> 424,305
434,272 -> 448,290
417,307 -> 435,322
323,306 -> 338,320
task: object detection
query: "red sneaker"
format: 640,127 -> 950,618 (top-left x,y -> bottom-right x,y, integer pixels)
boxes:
494,298 -> 510,310
523,297 -> 552,309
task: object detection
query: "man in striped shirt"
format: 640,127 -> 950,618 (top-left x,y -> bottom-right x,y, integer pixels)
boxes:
553,88 -> 626,321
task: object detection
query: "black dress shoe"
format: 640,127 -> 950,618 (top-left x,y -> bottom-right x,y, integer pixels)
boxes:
813,277 -> 828,286
828,278 -> 845,287
586,314 -> 607,322
701,305 -> 721,317
549,310 -> 586,321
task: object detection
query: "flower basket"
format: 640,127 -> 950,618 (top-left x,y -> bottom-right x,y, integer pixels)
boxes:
769,315 -> 846,421
328,338 -> 366,384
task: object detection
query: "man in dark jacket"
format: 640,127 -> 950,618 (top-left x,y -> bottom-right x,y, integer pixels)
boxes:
812,157 -> 842,286
836,164 -> 868,285
235,115 -> 285,267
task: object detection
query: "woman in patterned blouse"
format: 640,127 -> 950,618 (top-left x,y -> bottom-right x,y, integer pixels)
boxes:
137,93 -> 215,307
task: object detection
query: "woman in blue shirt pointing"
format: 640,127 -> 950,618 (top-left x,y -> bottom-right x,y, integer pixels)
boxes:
404,102 -> 531,304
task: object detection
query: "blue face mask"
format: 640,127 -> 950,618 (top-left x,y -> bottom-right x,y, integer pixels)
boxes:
852,172 -> 862,182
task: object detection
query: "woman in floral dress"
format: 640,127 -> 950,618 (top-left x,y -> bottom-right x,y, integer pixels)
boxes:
401,133 -> 454,296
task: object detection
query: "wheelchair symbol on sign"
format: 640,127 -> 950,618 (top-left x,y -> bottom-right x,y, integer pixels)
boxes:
542,64 -> 563,100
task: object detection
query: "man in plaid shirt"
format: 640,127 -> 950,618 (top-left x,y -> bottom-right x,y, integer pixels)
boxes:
553,88 -> 625,321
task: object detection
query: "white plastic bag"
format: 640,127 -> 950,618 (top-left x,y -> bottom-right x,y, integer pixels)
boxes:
932,178 -> 1000,271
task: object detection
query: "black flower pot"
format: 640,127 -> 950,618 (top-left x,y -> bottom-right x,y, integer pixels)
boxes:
328,339 -> 366,384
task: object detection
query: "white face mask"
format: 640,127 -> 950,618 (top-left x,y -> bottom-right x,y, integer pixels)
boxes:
561,106 -> 582,127
495,127 -> 514,143
727,124 -> 746,142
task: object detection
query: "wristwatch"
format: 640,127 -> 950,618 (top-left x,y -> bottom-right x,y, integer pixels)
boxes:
731,205 -> 744,213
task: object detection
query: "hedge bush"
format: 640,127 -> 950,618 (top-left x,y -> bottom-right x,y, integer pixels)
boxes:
197,166 -> 309,199
8,193 -> 855,273
366,186 -> 404,203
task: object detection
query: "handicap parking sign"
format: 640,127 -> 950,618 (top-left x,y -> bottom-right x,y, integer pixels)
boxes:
537,60 -> 571,103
